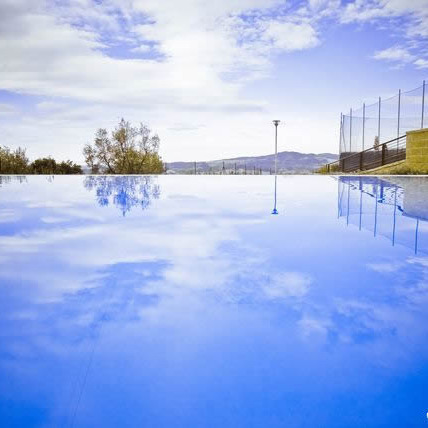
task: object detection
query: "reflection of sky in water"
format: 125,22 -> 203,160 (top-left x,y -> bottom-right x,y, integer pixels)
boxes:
0,175 -> 428,427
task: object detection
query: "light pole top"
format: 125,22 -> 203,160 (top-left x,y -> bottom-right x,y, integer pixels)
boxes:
273,120 -> 280,126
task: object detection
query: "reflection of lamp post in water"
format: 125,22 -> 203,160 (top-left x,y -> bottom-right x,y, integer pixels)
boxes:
272,175 -> 278,215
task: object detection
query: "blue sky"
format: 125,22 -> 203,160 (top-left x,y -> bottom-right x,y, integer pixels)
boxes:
0,0 -> 427,162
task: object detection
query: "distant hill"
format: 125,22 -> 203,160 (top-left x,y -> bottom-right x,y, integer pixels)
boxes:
166,151 -> 338,174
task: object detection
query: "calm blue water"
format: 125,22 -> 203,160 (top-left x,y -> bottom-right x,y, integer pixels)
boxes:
0,175 -> 428,427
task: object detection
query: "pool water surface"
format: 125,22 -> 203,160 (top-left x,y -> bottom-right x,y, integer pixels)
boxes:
0,175 -> 427,427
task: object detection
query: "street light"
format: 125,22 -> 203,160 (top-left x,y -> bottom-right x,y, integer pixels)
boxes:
273,120 -> 280,175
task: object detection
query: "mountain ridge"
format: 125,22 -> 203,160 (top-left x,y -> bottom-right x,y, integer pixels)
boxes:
166,150 -> 338,173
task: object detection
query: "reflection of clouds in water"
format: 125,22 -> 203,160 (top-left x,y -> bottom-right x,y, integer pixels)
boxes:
298,317 -> 331,339
396,257 -> 428,305
0,209 -> 19,222
0,178 -> 272,308
1,176 -> 428,372
408,256 -> 428,268
366,262 -> 402,273
334,300 -> 397,340
41,216 -> 70,224
84,176 -> 160,216
297,255 -> 428,365
262,272 -> 312,299
1,212 -> 427,364
0,261 -> 167,380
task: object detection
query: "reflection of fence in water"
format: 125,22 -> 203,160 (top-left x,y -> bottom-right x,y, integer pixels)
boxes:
338,177 -> 428,255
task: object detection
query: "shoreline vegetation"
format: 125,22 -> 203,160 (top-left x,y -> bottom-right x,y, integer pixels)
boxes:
0,146 -> 82,175
0,119 -> 165,175
83,119 -> 164,174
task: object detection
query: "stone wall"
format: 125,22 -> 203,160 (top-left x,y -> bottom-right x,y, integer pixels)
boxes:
406,128 -> 428,170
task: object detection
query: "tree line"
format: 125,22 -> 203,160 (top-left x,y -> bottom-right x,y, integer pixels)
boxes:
0,119 -> 164,175
0,146 -> 82,174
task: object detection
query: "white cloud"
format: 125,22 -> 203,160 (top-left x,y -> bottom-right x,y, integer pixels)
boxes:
0,0 -> 334,161
264,20 -> 319,52
130,44 -> 152,53
341,0 -> 428,68
0,103 -> 17,116
414,58 -> 428,69
0,0 -> 320,108
0,0 -> 426,161
373,46 -> 414,63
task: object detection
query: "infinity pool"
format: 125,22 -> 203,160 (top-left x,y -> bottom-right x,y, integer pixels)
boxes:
0,175 -> 427,427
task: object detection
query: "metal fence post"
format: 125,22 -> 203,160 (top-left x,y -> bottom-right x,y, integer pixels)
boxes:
359,151 -> 364,171
362,103 -> 365,151
397,89 -> 401,138
342,114 -> 346,154
378,96 -> 381,143
381,143 -> 386,165
397,89 -> 401,153
194,161 -> 197,175
422,80 -> 426,129
350,108 -> 352,153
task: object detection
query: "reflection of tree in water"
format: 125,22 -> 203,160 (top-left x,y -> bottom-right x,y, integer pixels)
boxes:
84,176 -> 160,215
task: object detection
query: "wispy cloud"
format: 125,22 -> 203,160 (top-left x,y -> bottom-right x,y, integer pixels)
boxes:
0,0 -> 427,161
0,0 -> 323,109
341,0 -> 428,68
0,103 -> 17,116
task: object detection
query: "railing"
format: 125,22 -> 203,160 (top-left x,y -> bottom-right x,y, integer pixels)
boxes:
324,135 -> 406,173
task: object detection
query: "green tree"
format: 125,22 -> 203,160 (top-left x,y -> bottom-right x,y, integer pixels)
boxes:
83,119 -> 164,174
56,160 -> 82,174
30,158 -> 82,174
0,146 -> 29,174
0,146 -> 82,174
30,157 -> 57,174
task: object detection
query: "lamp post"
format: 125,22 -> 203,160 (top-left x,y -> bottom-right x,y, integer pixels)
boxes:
273,120 -> 280,175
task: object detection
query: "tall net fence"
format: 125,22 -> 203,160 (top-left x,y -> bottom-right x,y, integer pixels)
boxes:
340,81 -> 427,157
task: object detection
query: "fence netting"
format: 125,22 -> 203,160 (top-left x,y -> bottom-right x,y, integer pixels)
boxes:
340,82 -> 426,156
